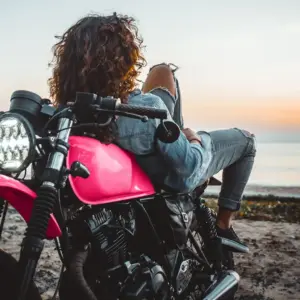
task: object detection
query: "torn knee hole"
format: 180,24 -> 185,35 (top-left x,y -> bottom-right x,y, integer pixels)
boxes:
235,128 -> 255,138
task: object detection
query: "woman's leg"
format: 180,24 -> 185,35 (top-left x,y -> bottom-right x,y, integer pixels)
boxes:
142,63 -> 176,97
142,63 -> 184,128
200,128 -> 256,234
143,64 -> 256,241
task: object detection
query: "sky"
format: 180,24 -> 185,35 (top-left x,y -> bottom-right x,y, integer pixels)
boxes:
0,0 -> 299,142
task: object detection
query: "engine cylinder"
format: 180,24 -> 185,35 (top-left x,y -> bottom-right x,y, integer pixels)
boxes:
70,208 -> 127,269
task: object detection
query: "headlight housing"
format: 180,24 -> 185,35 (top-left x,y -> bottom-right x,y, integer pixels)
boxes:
0,112 -> 35,174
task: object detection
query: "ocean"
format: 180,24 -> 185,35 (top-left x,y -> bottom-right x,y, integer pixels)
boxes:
206,142 -> 300,198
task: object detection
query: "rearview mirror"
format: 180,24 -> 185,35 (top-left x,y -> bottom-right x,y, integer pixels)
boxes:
156,121 -> 180,143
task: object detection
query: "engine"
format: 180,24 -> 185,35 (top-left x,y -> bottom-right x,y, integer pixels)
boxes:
66,205 -> 168,299
69,207 -> 129,269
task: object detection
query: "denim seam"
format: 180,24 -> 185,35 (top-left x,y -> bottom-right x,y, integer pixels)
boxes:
149,87 -> 177,104
233,128 -> 255,156
245,138 -> 255,156
240,134 -> 254,158
218,196 -> 241,210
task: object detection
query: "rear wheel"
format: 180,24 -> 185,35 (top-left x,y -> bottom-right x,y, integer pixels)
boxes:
0,249 -> 41,300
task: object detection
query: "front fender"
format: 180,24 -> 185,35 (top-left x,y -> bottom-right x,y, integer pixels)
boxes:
0,175 -> 61,239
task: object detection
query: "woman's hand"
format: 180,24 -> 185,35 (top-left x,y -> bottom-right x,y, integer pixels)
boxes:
182,128 -> 202,145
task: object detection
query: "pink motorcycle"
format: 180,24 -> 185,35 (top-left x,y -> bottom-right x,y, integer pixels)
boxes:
0,90 -> 248,300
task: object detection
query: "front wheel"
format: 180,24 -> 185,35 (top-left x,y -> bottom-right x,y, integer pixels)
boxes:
0,249 -> 41,300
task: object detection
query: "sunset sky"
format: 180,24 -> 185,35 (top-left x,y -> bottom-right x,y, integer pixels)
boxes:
0,0 -> 299,141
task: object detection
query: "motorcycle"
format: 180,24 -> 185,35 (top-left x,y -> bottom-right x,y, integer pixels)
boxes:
0,90 -> 249,300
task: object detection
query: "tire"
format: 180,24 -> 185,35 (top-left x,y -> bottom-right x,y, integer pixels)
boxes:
0,249 -> 41,300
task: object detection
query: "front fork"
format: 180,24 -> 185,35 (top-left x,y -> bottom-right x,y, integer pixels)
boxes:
16,115 -> 73,300
17,184 -> 59,300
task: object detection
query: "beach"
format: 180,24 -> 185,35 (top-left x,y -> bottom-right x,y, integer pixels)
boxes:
234,220 -> 300,300
0,199 -> 299,300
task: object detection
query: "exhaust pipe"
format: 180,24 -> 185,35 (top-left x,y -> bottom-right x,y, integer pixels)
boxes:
202,270 -> 240,300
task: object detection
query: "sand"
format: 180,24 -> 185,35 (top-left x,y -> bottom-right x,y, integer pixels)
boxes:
234,220 -> 300,300
0,207 -> 299,300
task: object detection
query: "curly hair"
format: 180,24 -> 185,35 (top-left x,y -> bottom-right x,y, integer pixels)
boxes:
48,13 -> 146,143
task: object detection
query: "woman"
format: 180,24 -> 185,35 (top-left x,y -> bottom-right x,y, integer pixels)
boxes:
48,13 -> 256,248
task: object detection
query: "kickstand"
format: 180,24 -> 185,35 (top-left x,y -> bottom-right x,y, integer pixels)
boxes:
0,200 -> 8,239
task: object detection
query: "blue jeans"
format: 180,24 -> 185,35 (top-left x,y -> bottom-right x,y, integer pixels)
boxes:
147,63 -> 256,211
201,128 -> 256,211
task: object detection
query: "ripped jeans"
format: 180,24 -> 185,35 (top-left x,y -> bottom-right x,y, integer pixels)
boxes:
146,63 -> 256,211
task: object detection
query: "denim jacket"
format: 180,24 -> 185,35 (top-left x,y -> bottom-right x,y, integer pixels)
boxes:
116,90 -> 213,192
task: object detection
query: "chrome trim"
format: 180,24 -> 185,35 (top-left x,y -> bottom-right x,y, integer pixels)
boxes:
203,270 -> 240,300
47,117 -> 73,172
221,237 -> 250,253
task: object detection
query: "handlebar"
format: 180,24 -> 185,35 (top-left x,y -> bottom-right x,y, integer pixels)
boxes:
116,103 -> 168,120
69,92 -> 179,143
72,92 -> 168,121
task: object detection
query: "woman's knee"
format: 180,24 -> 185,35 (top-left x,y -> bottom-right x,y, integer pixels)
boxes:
235,128 -> 256,156
142,63 -> 176,97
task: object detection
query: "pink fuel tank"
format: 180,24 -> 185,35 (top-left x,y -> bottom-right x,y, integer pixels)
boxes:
67,136 -> 155,205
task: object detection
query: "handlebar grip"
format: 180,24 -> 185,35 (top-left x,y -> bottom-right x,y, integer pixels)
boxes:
116,104 -> 168,119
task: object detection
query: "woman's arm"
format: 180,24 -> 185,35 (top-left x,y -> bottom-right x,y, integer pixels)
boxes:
118,91 -> 211,192
148,96 -> 209,192
157,130 -> 206,192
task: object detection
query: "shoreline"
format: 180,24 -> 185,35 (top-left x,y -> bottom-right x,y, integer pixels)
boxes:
205,184 -> 300,200
205,197 -> 300,223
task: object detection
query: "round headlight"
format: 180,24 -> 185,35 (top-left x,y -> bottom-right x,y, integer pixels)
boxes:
0,112 -> 35,174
